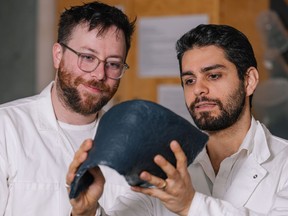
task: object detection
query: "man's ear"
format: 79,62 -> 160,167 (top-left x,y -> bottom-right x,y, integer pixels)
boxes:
245,67 -> 259,96
52,43 -> 63,69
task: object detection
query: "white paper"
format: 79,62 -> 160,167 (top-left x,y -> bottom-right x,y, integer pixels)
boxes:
157,84 -> 195,125
138,14 -> 209,77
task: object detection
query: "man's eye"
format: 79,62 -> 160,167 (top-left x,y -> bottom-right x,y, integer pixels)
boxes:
106,62 -> 122,70
183,78 -> 195,85
80,54 -> 95,62
209,74 -> 221,80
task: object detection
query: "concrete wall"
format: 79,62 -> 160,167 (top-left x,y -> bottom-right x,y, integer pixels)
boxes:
0,0 -> 54,104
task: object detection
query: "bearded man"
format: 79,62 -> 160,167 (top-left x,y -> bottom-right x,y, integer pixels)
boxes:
0,2 -> 135,215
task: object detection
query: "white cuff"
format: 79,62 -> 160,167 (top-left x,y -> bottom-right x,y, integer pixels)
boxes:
69,205 -> 104,216
96,205 -> 108,216
188,192 -> 205,215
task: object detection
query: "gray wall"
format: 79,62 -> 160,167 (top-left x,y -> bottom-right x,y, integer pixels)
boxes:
0,1 -> 37,103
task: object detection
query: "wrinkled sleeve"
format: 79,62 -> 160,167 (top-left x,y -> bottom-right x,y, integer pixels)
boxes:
101,192 -> 155,216
269,180 -> 288,214
188,189 -> 288,216
0,139 -> 9,215
68,207 -> 102,216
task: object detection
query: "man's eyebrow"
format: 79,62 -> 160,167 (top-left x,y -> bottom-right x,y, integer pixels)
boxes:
181,71 -> 194,77
181,64 -> 226,77
81,47 -> 124,60
201,64 -> 226,72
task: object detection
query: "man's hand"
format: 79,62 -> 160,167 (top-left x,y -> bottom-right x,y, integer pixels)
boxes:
131,140 -> 195,216
66,139 -> 105,216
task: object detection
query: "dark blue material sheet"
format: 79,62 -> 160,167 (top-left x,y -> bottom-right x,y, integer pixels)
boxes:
69,99 -> 208,199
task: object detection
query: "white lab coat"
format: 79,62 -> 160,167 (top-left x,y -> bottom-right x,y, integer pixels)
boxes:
187,118 -> 288,215
0,83 -> 130,216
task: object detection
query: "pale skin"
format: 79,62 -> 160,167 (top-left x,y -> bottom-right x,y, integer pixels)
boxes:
67,45 -> 259,215
52,23 -> 126,215
51,23 -> 126,125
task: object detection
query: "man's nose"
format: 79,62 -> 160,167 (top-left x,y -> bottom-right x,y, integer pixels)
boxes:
90,62 -> 106,80
193,80 -> 209,96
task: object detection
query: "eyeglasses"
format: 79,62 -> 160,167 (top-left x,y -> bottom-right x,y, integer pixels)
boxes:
60,43 -> 129,80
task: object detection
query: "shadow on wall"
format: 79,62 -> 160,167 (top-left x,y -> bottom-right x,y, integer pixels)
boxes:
0,1 -> 37,104
253,78 -> 288,139
253,4 -> 288,139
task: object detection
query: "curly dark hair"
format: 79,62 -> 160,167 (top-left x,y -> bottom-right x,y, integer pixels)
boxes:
57,1 -> 136,57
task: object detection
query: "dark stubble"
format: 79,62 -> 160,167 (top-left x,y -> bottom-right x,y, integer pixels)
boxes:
187,81 -> 246,131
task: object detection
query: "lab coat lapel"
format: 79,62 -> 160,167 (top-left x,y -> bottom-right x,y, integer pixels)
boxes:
223,155 -> 267,207
36,83 -> 59,132
36,82 -> 75,158
224,120 -> 270,207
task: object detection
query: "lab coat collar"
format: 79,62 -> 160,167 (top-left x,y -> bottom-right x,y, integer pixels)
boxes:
36,82 -> 59,131
251,117 -> 271,164
224,119 -> 269,207
193,117 -> 271,207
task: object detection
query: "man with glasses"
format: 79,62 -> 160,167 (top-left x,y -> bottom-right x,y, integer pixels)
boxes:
0,1 -> 135,215
59,43 -> 129,80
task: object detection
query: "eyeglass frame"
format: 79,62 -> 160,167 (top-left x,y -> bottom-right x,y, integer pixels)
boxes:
59,43 -> 129,80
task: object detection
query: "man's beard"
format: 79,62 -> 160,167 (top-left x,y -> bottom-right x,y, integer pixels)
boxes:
56,63 -> 119,116
187,82 -> 246,132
